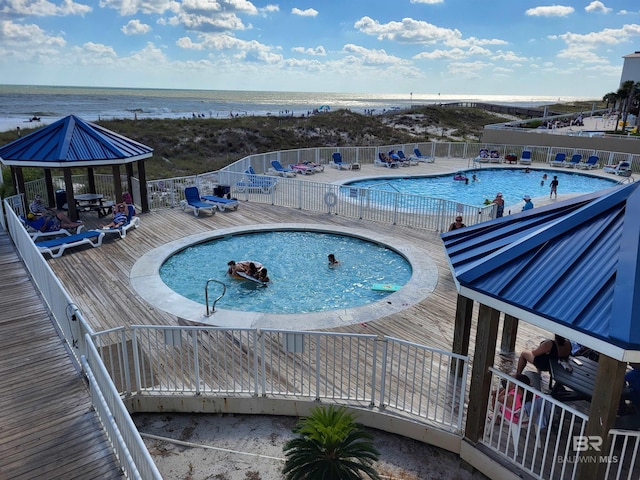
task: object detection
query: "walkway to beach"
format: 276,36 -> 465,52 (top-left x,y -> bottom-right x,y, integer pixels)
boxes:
0,232 -> 122,479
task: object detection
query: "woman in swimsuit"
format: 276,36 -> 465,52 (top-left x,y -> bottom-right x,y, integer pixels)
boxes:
515,335 -> 571,376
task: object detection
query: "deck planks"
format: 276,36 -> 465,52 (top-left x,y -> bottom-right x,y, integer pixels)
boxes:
0,232 -> 122,480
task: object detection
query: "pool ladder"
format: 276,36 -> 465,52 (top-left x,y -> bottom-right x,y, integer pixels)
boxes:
205,279 -> 226,316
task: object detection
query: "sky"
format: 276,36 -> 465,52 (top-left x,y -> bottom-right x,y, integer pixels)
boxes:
1,0 -> 639,97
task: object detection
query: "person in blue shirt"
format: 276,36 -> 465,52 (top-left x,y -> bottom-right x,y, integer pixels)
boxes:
100,203 -> 128,229
522,195 -> 534,211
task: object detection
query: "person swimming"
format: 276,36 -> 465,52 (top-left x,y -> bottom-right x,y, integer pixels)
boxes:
328,253 -> 339,268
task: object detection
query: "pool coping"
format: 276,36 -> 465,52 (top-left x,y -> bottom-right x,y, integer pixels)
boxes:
130,223 -> 439,329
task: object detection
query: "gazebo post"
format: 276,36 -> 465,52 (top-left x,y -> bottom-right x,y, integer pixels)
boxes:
63,169 -> 78,221
500,314 -> 519,354
125,163 -> 134,197
11,166 -> 25,197
44,169 -> 54,207
87,167 -> 96,194
576,355 -> 627,480
451,294 -> 474,376
137,159 -> 150,213
464,303 -> 500,443
111,165 -> 123,202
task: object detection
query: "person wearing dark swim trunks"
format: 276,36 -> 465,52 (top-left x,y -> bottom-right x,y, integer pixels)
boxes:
515,335 -> 571,376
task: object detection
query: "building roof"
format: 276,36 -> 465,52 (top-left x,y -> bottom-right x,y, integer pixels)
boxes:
0,115 -> 153,168
441,182 -> 640,361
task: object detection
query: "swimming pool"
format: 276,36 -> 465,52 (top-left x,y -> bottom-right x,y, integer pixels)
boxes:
344,168 -> 618,206
160,230 -> 412,314
131,224 -> 438,329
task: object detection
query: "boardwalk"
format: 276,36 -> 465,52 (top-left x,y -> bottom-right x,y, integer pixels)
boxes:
0,232 -> 122,480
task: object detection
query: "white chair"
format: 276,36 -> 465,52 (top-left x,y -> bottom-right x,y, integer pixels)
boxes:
37,230 -> 105,258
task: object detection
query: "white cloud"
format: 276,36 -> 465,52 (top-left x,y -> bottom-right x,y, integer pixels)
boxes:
341,43 -> 408,66
413,46 -> 491,60
98,0 -> 175,16
121,19 -> 151,35
550,24 -> 640,65
525,6 -> 574,17
292,45 -> 326,56
1,0 -> 92,16
0,19 -> 65,49
168,11 -> 248,32
585,1 -> 611,14
260,4 -> 278,14
354,16 -> 506,48
291,7 -> 318,17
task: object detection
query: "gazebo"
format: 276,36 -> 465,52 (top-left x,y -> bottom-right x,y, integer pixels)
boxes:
0,115 -> 153,220
441,182 -> 640,479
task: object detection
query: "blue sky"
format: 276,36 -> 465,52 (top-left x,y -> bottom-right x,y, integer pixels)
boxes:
1,0 -> 639,97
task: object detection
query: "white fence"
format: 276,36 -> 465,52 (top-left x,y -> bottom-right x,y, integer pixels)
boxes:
91,325 -> 469,433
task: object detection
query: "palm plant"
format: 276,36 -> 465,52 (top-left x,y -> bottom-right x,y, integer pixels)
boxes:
282,405 -> 381,480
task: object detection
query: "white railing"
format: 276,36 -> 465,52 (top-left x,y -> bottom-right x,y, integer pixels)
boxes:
90,325 -> 469,433
606,429 -> 640,480
82,338 -> 162,480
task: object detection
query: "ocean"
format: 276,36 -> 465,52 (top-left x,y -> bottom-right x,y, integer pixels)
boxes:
0,84 -> 596,124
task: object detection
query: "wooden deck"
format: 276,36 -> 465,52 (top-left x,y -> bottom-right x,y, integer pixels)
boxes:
45,169 -> 553,365
0,232 -> 122,480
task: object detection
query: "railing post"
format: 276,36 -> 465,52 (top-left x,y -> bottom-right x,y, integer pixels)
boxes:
192,330 -> 200,395
121,328 -> 132,395
132,327 -> 142,395
378,336 -> 388,409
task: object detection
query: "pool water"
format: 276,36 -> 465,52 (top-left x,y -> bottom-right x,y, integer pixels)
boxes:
345,168 -> 618,206
160,231 -> 412,314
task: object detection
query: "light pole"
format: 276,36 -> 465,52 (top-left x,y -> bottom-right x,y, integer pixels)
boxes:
410,92 -> 413,109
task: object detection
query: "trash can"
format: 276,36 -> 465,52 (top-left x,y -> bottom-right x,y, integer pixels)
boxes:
55,190 -> 67,210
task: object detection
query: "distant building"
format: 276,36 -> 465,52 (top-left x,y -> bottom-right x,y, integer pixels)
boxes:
620,51 -> 640,86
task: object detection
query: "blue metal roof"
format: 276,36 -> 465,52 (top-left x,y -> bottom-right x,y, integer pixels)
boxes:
441,182 -> 640,360
0,115 -> 153,168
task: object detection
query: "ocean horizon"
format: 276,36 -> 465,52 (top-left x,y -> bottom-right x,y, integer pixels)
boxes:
0,84 -> 600,133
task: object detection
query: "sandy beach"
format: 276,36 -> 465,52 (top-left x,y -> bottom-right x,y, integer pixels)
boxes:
134,412 -> 487,480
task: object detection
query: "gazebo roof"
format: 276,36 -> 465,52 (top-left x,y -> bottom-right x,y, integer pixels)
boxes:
441,182 -> 640,361
0,115 -> 153,168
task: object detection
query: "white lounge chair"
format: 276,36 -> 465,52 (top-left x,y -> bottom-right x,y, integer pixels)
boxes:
375,153 -> 399,168
413,148 -> 435,163
97,205 -> 140,239
565,154 -> 583,168
37,230 -> 105,258
268,160 -> 297,177
550,153 -> 567,167
603,161 -> 631,176
330,152 -> 359,170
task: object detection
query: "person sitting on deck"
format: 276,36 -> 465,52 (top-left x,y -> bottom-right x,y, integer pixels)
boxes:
515,335 -> 571,377
101,203 -> 128,229
28,194 -> 83,231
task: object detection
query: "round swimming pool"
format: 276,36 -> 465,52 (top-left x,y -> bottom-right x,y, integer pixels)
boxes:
130,224 -> 438,329
160,231 -> 412,314
344,168 -> 618,206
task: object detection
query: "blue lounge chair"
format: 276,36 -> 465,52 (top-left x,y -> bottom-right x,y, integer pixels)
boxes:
269,160 -> 297,177
565,154 -> 583,168
37,230 -> 105,258
576,155 -> 599,170
20,215 -> 83,241
413,148 -> 435,163
181,186 -> 217,216
235,168 -> 278,193
397,150 -> 418,165
519,151 -> 532,165
201,195 -> 239,212
550,153 -> 567,167
98,204 -> 140,238
330,152 -> 358,170
375,152 -> 399,168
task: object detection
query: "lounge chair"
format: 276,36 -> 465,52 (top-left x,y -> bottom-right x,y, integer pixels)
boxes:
330,152 -> 359,170
234,167 -> 278,193
180,186 -> 217,216
201,195 -> 240,211
603,161 -> 631,176
19,215 -> 83,241
288,163 -> 315,175
397,150 -> 418,165
37,230 -> 105,258
550,153 -> 567,167
489,150 -> 502,163
413,148 -> 435,163
375,152 -> 399,168
576,155 -> 600,170
565,154 -> 583,168
97,204 -> 140,238
269,160 -> 297,177
519,151 -> 532,165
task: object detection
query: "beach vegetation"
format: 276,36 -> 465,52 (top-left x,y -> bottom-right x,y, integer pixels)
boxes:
283,405 -> 381,480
